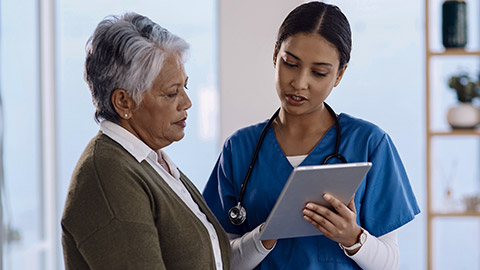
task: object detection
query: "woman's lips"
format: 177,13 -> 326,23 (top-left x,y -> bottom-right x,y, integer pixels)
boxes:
174,118 -> 187,128
286,94 -> 307,106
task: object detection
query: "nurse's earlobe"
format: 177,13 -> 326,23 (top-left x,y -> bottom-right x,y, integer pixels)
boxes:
334,64 -> 348,87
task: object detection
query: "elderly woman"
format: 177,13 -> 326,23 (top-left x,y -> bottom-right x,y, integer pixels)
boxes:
61,13 -> 275,270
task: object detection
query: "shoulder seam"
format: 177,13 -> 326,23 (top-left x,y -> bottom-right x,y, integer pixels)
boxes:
91,136 -> 116,218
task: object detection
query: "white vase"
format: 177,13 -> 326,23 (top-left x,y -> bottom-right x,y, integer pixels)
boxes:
446,103 -> 480,129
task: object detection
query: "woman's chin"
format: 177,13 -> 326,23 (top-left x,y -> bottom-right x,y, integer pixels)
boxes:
173,132 -> 186,142
282,103 -> 306,115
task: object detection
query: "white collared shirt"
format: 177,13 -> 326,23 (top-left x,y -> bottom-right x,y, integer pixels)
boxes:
100,120 -> 224,270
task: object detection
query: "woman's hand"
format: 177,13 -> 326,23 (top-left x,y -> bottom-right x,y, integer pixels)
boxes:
261,239 -> 277,250
303,194 -> 362,249
259,223 -> 277,250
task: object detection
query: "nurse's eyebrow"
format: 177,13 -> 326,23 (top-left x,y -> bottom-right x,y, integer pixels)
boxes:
285,51 -> 333,66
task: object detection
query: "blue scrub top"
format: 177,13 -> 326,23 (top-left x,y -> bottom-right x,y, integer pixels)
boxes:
203,113 -> 420,270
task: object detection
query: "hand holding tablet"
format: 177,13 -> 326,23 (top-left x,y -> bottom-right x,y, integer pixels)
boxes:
259,162 -> 372,240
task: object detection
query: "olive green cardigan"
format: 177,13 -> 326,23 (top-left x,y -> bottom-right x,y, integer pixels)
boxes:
61,133 -> 231,269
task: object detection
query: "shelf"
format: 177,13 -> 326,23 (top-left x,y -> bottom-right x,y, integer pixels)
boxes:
430,212 -> 480,218
428,49 -> 480,56
428,129 -> 480,137
424,1 -> 480,269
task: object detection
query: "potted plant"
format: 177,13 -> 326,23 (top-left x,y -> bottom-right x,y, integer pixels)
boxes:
446,72 -> 480,129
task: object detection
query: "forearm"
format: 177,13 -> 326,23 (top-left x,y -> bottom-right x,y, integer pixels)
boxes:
229,225 -> 274,270
347,230 -> 399,270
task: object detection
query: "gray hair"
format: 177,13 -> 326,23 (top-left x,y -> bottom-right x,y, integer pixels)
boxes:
85,12 -> 190,123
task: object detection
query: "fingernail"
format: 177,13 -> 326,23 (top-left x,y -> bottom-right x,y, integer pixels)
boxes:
306,203 -> 313,209
324,194 -> 331,200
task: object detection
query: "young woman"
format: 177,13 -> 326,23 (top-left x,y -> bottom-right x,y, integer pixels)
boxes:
203,2 -> 420,269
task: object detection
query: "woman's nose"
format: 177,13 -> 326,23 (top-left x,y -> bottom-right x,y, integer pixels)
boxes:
180,89 -> 192,110
290,70 -> 309,90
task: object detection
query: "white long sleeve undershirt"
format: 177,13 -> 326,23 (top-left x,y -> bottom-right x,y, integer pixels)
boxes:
228,227 -> 399,270
348,229 -> 399,270
229,225 -> 274,270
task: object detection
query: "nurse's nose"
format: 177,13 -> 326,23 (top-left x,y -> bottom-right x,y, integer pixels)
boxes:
290,70 -> 309,90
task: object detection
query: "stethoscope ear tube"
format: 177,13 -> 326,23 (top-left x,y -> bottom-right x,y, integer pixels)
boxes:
323,153 -> 347,164
322,103 -> 348,164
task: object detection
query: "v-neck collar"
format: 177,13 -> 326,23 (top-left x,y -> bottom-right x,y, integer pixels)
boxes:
267,114 -> 343,168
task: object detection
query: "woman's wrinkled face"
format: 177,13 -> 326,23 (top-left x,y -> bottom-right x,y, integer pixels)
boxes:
274,33 -> 346,116
129,53 -> 191,150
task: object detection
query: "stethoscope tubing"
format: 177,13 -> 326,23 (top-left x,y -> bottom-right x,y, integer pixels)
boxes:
230,102 -> 347,225
237,108 -> 279,204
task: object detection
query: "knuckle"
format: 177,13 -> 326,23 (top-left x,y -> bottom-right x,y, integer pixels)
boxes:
334,202 -> 343,211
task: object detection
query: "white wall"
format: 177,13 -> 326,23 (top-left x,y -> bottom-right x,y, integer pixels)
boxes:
218,0 -> 303,143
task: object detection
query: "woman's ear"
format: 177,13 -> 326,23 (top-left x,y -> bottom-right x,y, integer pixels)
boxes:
334,64 -> 348,87
273,41 -> 280,67
111,89 -> 135,119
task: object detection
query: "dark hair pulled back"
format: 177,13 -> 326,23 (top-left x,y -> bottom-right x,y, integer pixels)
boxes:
274,1 -> 352,70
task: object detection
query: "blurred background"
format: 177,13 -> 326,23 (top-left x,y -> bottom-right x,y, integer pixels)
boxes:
1,0 -> 479,269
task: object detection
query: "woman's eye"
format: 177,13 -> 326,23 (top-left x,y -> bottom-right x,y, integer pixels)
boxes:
167,92 -> 178,98
312,70 -> 327,77
282,59 -> 297,68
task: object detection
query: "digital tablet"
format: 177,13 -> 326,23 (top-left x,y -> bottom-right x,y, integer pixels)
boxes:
259,162 -> 372,240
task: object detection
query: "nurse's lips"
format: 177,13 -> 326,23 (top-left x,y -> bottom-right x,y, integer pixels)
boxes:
286,94 -> 307,105
174,117 -> 187,128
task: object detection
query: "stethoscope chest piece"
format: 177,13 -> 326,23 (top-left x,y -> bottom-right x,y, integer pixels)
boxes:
228,202 -> 246,225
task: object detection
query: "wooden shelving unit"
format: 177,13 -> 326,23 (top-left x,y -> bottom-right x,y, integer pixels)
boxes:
429,130 -> 480,136
428,49 -> 480,56
425,1 -> 480,269
430,212 -> 480,217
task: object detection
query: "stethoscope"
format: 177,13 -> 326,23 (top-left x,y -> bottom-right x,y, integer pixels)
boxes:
228,102 -> 347,225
